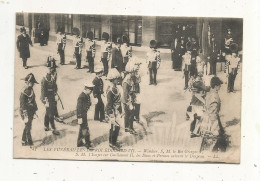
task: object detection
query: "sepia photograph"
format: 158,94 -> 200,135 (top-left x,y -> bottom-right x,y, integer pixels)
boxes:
13,12 -> 243,163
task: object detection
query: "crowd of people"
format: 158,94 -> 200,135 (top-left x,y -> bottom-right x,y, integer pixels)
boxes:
17,24 -> 241,152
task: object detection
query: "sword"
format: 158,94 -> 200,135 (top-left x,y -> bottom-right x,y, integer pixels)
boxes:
56,92 -> 64,110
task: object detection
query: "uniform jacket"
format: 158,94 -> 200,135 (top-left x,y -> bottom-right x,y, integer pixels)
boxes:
111,47 -> 124,72
146,49 -> 161,69
40,73 -> 58,103
122,74 -> 140,104
92,77 -> 104,97
56,34 -> 66,51
106,87 -> 122,116
205,89 -> 221,121
100,41 -> 112,60
225,54 -> 240,73
17,34 -> 32,59
77,92 -> 92,119
73,36 -> 83,54
85,38 -> 96,58
20,86 -> 38,116
182,52 -> 191,71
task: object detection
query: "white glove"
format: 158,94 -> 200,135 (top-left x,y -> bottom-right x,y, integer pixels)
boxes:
78,118 -> 83,125
23,117 -> 29,124
55,95 -> 59,102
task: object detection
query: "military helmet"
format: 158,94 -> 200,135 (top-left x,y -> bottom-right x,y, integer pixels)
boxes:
150,40 -> 157,48
94,65 -> 104,73
102,32 -> 109,40
87,31 -> 94,40
23,73 -> 38,84
107,68 -> 121,80
122,35 -> 129,44
72,27 -> 80,36
84,79 -> 95,88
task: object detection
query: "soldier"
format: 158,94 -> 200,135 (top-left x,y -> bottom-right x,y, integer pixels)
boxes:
20,73 -> 38,146
225,43 -> 240,93
38,30 -> 47,46
93,67 -> 105,122
111,38 -> 124,73
41,63 -> 60,135
146,40 -> 161,85
122,62 -> 139,134
16,27 -> 33,69
76,80 -> 95,148
170,37 -> 178,69
106,68 -> 123,150
224,28 -> 234,52
208,34 -> 219,75
121,35 -> 132,71
73,32 -> 83,69
56,31 -> 66,65
100,32 -> 112,76
85,31 -> 96,73
182,42 -> 192,90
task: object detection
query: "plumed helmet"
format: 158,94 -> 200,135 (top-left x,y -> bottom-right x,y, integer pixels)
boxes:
23,73 -> 38,84
210,76 -> 223,88
102,32 -> 109,40
150,40 -> 157,48
87,31 -> 94,40
125,61 -> 137,73
230,43 -> 238,53
122,35 -> 129,43
84,79 -> 95,88
107,68 -> 121,80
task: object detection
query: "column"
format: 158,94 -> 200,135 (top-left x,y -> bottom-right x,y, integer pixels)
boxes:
142,16 -> 156,47
101,15 -> 112,41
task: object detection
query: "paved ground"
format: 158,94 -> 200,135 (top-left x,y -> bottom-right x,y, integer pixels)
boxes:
13,34 -> 242,162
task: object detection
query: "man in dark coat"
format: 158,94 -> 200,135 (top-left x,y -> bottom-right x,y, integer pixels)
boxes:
16,27 -> 33,69
19,73 -> 38,146
76,80 -> 95,148
111,38 -> 124,73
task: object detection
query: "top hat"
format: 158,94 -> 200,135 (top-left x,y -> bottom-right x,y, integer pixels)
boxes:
20,27 -> 26,33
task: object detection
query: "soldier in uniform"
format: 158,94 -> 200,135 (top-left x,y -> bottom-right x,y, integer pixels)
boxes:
16,27 -> 33,69
20,73 -> 38,146
41,63 -> 60,135
182,42 -> 192,90
208,34 -> 219,75
121,35 -> 132,71
170,37 -> 178,69
111,38 -> 124,73
225,43 -> 240,93
85,31 -> 96,73
100,32 -> 112,76
93,67 -> 105,122
76,80 -> 95,148
122,62 -> 139,134
73,31 -> 83,69
224,28 -> 233,52
106,68 -> 123,150
146,40 -> 161,85
56,30 -> 66,65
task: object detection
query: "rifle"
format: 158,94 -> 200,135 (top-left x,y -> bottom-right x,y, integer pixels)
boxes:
56,92 -> 64,110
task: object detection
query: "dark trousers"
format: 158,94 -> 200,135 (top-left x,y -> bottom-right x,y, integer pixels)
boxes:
134,103 -> 140,120
123,57 -> 128,71
210,61 -> 216,75
149,67 -> 157,84
123,103 -> 134,130
22,111 -> 34,144
44,105 -> 56,130
77,120 -> 91,147
228,69 -> 237,92
22,58 -> 27,67
184,70 -> 190,88
58,50 -> 65,64
75,53 -> 81,68
190,63 -> 197,77
109,124 -> 120,145
101,58 -> 108,76
88,57 -> 94,73
94,95 -> 105,121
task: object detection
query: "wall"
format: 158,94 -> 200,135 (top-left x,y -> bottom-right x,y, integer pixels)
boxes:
142,16 -> 156,47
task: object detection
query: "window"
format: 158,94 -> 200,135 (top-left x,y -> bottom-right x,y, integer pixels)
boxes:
16,13 -> 24,26
80,15 -> 101,40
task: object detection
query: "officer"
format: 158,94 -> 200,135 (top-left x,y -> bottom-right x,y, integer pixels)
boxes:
85,31 -> 96,73
122,62 -> 139,134
182,42 -> 192,90
208,34 -> 218,75
56,30 -> 66,65
92,67 -> 105,122
76,80 -> 95,148
100,32 -> 112,76
225,43 -> 240,93
41,63 -> 60,135
170,37 -> 178,69
146,40 -> 161,85
106,68 -> 122,150
111,38 -> 124,73
20,73 -> 38,146
121,35 -> 132,71
73,30 -> 83,69
16,27 -> 33,69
